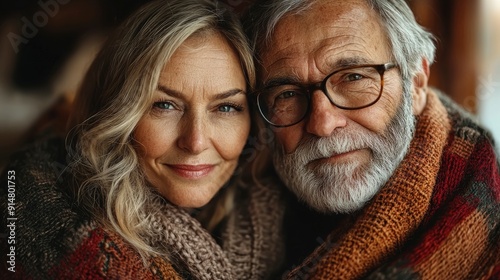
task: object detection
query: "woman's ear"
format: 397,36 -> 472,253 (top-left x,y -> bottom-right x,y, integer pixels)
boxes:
411,59 -> 430,115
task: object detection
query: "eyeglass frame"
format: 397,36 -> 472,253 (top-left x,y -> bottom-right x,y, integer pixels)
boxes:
255,62 -> 397,127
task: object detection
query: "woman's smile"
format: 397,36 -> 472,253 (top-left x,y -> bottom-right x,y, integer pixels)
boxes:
165,164 -> 216,179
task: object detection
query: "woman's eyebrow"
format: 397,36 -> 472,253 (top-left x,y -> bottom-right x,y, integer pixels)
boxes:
212,89 -> 246,100
157,84 -> 245,100
157,84 -> 183,98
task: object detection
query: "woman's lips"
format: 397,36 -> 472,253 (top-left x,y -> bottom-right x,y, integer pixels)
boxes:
166,164 -> 215,179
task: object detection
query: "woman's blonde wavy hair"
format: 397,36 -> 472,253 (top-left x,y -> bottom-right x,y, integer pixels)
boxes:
66,0 -> 255,260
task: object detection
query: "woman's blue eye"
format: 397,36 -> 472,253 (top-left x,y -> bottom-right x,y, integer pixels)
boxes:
153,102 -> 174,110
219,105 -> 234,112
218,103 -> 243,113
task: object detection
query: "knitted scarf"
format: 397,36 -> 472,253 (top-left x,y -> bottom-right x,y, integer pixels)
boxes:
0,137 -> 286,279
285,91 -> 500,279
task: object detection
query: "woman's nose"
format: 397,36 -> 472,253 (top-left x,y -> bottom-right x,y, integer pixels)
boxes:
177,114 -> 210,154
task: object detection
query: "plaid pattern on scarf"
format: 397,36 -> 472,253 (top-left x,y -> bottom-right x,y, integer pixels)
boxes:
285,91 -> 500,279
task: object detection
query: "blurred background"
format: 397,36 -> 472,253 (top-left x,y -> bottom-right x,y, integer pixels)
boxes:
0,0 -> 499,169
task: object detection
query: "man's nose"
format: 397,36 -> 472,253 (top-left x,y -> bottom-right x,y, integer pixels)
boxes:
177,114 -> 210,154
305,89 -> 347,137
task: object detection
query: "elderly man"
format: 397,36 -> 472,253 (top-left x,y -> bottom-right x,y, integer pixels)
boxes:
244,0 -> 500,279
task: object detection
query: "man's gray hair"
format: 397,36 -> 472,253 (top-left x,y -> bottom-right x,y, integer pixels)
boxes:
244,0 -> 436,81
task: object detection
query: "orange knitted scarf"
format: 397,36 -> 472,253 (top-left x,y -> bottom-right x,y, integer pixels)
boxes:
286,91 -> 500,279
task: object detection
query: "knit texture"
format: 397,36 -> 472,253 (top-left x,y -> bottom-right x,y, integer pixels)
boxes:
0,137 -> 286,279
285,90 -> 500,279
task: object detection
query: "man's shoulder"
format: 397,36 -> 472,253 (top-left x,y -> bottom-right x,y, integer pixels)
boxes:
436,89 -> 497,148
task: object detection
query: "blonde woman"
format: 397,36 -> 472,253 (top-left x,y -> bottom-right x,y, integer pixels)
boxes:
0,0 -> 285,279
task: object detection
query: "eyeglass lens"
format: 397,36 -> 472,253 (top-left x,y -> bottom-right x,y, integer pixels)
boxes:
257,65 -> 386,127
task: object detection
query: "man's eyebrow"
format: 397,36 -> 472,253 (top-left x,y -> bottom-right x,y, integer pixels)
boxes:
263,76 -> 301,88
263,57 -> 373,88
327,57 -> 372,70
157,85 -> 245,100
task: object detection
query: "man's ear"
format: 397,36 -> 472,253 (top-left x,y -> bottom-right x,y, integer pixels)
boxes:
411,59 -> 430,116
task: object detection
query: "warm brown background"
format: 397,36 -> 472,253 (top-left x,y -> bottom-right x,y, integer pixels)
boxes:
0,0 -> 491,166
409,0 -> 480,113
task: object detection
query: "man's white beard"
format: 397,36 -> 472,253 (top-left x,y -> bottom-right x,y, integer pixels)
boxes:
273,92 -> 416,214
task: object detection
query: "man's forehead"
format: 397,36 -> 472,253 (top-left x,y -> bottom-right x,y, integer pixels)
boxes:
259,1 -> 387,81
262,0 -> 377,54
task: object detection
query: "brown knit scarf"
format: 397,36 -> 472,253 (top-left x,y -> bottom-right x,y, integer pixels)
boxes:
287,90 -> 452,279
222,178 -> 287,279
140,178 -> 286,280
141,197 -> 233,279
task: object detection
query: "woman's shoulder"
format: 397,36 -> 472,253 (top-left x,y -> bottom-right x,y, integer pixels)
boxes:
0,137 -> 180,279
1,213 -> 180,279
3,136 -> 68,184
52,226 -> 182,279
1,136 -> 79,248
1,136 -> 80,277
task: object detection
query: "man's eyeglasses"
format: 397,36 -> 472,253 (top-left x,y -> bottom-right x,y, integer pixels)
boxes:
255,63 -> 396,127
